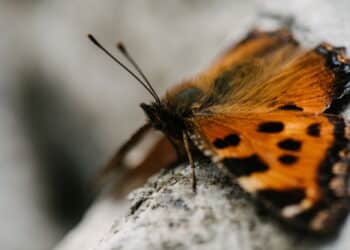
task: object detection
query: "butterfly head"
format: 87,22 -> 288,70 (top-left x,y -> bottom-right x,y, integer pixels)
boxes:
87,34 -> 190,139
140,101 -> 186,139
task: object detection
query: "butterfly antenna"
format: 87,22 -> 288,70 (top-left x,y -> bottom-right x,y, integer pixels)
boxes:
116,42 -> 161,104
87,34 -> 160,103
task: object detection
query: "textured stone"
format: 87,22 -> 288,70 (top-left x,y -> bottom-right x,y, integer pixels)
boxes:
56,161 -> 350,250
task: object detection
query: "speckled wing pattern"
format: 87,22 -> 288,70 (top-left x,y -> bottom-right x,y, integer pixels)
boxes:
182,30 -> 350,233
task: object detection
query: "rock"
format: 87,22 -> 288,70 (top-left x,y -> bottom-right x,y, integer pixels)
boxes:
56,161 -> 350,250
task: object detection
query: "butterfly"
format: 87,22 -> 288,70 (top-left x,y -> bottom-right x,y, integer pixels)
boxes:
88,28 -> 350,234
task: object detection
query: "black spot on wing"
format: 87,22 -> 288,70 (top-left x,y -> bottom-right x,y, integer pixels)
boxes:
213,134 -> 240,149
307,123 -> 321,137
213,139 -> 227,149
225,134 -> 240,146
222,154 -> 268,177
257,121 -> 284,133
258,189 -> 306,209
278,104 -> 303,111
277,139 -> 302,151
279,154 -> 298,165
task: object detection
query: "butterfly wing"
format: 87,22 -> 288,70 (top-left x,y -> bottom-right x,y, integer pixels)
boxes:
166,29 -> 350,115
178,29 -> 350,233
210,42 -> 350,114
188,112 -> 349,233
165,29 -> 302,109
199,29 -> 301,88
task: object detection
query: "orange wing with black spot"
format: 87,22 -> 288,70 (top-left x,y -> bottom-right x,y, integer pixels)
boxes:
180,30 -> 350,233
205,46 -> 346,113
189,112 -> 349,233
167,29 -> 350,115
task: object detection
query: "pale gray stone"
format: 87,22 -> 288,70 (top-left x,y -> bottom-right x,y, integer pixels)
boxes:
56,162 -> 350,250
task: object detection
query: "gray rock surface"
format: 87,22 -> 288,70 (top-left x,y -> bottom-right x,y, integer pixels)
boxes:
55,1 -> 350,250
56,162 -> 350,250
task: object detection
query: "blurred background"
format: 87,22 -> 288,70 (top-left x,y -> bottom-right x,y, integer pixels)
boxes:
0,0 -> 257,249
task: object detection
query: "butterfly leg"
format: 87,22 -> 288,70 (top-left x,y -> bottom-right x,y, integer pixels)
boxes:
112,134 -> 183,196
183,131 -> 197,193
99,123 -> 151,180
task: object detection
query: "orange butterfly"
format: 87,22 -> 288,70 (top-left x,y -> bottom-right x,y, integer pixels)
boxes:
88,29 -> 350,234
